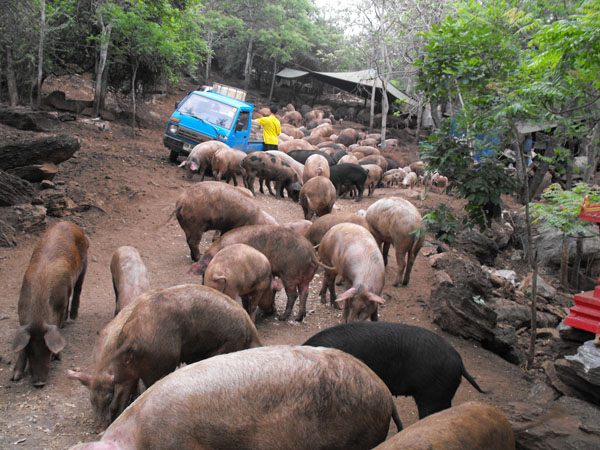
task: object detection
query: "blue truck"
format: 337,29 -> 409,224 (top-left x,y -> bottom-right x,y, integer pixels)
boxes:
163,83 -> 264,162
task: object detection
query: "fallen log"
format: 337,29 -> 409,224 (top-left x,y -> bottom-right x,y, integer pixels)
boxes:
0,134 -> 79,171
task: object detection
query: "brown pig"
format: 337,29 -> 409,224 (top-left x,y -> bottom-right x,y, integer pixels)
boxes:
99,284 -> 262,425
302,153 -> 330,183
284,219 -> 313,236
67,299 -> 140,432
352,145 -> 380,156
69,345 -> 401,450
211,147 -> 247,186
110,246 -> 150,315
204,243 -> 284,322
365,197 -> 424,286
174,181 -> 267,261
336,128 -> 359,147
361,164 -> 383,197
305,212 -> 371,246
299,176 -> 337,220
318,223 -> 386,322
265,149 -> 304,180
359,154 -> 389,172
372,401 -> 515,450
12,221 -> 88,387
278,138 -> 315,153
241,151 -> 302,201
178,140 -> 229,180
190,225 -> 326,321
338,154 -> 359,165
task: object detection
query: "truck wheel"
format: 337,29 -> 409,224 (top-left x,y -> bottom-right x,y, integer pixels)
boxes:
169,150 -> 179,163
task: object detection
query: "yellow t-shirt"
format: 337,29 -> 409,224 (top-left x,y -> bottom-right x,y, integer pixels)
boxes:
256,115 -> 281,145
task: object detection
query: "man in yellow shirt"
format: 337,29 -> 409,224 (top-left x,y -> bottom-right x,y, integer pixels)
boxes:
257,105 -> 281,150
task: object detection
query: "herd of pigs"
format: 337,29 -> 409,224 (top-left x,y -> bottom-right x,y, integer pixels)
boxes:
9,105 -> 518,449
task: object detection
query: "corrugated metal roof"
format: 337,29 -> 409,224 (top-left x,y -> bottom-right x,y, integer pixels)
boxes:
276,68 -> 417,106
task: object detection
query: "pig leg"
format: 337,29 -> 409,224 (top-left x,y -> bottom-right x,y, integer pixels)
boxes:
295,283 -> 310,321
274,181 -> 284,199
186,229 -> 205,262
401,237 -> 423,286
247,175 -> 256,194
241,294 -> 257,323
69,263 -> 87,320
382,242 -> 391,266
355,182 -> 365,202
279,282 -> 298,321
11,350 -> 27,381
319,270 -> 336,304
393,241 -> 411,287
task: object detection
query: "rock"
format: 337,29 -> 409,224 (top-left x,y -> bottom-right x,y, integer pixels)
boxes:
429,251 -> 493,296
42,90 -> 92,113
493,269 -> 518,285
431,285 -> 497,343
3,204 -> 47,233
456,229 -> 499,265
509,396 -> 600,450
494,301 -> 530,329
525,381 -> 560,404
40,180 -> 55,190
554,358 -> 600,406
535,230 -> 600,267
565,340 -> 600,387
557,319 -> 596,343
36,188 -> 70,217
483,325 -> 525,365
434,270 -> 453,286
519,273 -> 556,300
537,328 -> 559,340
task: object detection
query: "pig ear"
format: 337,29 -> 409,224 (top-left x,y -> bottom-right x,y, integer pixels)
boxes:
67,369 -> 93,387
335,287 -> 357,303
44,324 -> 66,354
367,292 -> 386,305
12,325 -> 31,352
178,160 -> 187,168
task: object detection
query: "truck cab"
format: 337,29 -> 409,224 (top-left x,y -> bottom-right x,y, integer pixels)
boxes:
163,84 -> 264,162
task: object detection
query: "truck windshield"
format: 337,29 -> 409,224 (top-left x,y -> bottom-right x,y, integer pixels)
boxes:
178,93 -> 238,129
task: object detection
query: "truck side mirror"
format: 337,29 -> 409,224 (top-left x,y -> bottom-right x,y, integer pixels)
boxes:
174,101 -> 179,109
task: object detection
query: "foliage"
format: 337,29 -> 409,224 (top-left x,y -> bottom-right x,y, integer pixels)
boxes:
421,204 -> 459,244
529,182 -> 600,237
421,123 -> 517,230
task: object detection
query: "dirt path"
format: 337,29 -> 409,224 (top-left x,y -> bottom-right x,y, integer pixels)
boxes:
0,100 -> 533,449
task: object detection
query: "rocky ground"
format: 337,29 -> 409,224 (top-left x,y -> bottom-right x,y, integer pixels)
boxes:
0,74 -> 598,449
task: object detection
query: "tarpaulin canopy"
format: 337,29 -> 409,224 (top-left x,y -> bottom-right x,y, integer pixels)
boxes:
277,68 -> 417,107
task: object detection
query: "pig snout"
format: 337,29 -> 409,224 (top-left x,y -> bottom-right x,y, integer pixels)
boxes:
189,259 -> 209,276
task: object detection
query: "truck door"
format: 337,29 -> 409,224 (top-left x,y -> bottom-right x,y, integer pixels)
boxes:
228,110 -> 250,151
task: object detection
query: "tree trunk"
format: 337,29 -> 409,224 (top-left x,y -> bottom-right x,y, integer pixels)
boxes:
243,34 -> 254,92
583,121 -> 600,184
268,59 -> 277,102
561,235 -> 569,289
6,48 -> 18,106
572,236 -> 583,290
369,71 -> 376,133
94,18 -> 112,116
528,135 -> 558,202
380,80 -> 388,151
36,0 -> 46,109
430,100 -> 442,128
516,128 -> 538,369
131,60 -> 138,137
415,104 -> 423,143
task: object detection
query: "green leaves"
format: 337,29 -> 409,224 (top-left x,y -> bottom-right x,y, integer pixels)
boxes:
530,182 -> 600,237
